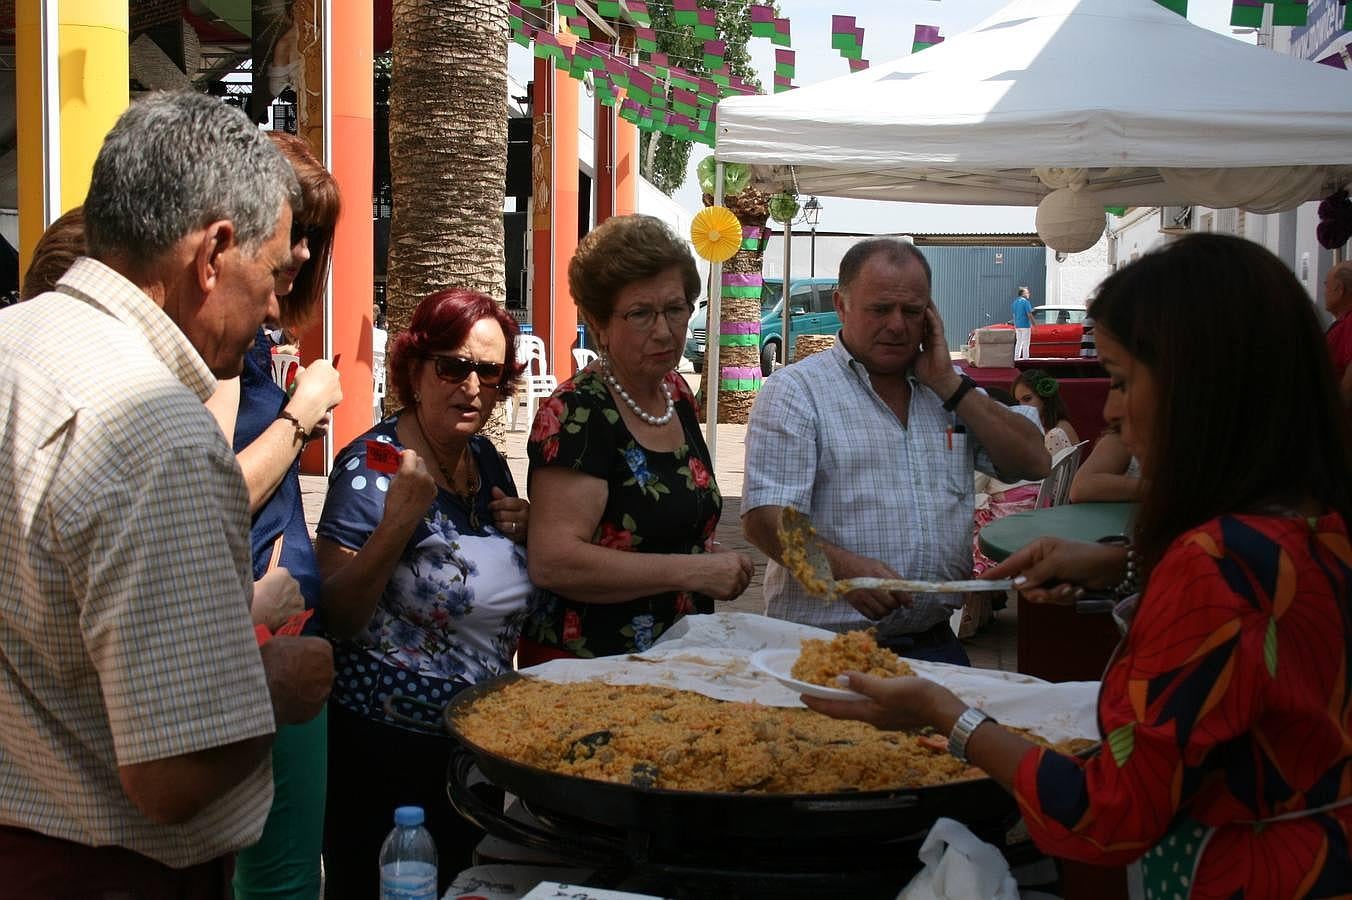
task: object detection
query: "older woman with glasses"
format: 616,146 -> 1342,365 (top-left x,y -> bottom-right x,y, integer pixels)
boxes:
521,215 -> 754,664
314,288 -> 533,898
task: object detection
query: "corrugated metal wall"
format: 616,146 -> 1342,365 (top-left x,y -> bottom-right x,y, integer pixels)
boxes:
918,245 -> 1047,345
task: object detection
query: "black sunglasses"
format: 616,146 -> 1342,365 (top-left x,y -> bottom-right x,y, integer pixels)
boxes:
290,222 -> 326,246
425,354 -> 506,386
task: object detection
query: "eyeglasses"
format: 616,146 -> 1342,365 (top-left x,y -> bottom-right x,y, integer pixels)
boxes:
618,302 -> 693,332
425,354 -> 506,386
290,222 -> 326,247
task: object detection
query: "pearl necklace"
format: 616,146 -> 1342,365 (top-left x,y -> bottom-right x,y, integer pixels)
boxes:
602,359 -> 675,426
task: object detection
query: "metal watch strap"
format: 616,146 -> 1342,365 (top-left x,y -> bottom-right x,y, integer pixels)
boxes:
943,374 -> 977,412
948,707 -> 995,763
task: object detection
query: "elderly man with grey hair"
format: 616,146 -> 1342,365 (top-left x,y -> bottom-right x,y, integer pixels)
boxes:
0,91 -> 334,894
743,238 -> 1048,666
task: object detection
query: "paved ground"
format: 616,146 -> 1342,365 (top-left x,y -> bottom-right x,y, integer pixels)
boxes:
300,420 -> 1018,671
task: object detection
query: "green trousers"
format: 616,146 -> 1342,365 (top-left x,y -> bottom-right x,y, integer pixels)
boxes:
232,706 -> 328,900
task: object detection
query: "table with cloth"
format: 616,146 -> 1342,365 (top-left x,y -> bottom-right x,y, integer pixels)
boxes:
979,503 -> 1134,685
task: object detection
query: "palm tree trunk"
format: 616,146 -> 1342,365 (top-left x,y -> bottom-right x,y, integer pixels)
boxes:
699,188 -> 770,424
387,0 -> 509,437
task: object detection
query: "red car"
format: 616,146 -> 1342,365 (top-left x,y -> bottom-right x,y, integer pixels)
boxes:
974,305 -> 1088,359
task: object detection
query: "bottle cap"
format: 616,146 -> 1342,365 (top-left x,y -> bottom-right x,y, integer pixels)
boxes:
394,805 -> 425,827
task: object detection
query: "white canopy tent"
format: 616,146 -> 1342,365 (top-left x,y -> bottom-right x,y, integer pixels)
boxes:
699,0 -> 1352,450
714,0 -> 1352,212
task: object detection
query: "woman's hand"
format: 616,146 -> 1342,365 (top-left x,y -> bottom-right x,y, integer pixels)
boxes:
381,450 -> 437,531
690,550 -> 755,601
251,567 -> 304,631
982,536 -> 1127,604
489,486 -> 529,544
284,358 -> 343,434
803,672 -> 960,732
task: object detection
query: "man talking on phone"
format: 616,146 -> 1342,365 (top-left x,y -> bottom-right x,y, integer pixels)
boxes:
742,239 -> 1048,664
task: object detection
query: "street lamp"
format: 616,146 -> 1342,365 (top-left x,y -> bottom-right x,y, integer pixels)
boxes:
804,196 -> 822,276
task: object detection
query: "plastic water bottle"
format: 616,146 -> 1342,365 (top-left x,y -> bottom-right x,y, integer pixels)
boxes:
378,805 -> 437,900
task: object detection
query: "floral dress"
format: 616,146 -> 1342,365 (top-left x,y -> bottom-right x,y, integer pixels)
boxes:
316,416 -> 536,730
524,368 -> 721,657
1013,512 -> 1352,897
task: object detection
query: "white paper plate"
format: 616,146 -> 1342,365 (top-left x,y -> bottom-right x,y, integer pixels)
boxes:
749,648 -> 869,701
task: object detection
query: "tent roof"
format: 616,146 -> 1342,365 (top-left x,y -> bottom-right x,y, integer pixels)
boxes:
715,0 -> 1352,209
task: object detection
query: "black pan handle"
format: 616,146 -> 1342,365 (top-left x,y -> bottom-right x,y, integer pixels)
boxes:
791,793 -> 919,813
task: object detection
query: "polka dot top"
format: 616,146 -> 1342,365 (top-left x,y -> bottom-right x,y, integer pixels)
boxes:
316,415 -> 537,730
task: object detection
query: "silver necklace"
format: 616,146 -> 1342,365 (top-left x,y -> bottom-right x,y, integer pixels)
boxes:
602,357 -> 675,426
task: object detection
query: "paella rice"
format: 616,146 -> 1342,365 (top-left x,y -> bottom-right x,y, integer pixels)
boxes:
791,631 -> 914,686
453,678 -> 978,793
777,508 -> 833,597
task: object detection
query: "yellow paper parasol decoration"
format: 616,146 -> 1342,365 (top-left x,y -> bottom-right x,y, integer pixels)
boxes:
690,206 -> 743,263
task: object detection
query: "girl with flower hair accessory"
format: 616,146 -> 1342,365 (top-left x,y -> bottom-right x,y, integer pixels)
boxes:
1013,368 -> 1079,454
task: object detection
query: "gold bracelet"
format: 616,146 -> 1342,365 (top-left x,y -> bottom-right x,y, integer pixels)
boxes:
276,410 -> 310,444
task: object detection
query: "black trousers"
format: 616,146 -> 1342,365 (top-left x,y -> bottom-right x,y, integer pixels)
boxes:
880,620 -> 971,666
0,826 -> 231,900
322,701 -> 484,900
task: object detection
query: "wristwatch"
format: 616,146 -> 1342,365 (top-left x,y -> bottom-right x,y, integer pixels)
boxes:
942,374 -> 978,412
948,707 -> 996,763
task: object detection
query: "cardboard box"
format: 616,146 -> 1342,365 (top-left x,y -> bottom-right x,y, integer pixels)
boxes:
971,327 -> 1015,368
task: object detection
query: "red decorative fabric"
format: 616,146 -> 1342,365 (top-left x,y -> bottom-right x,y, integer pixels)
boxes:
1327,315 -> 1352,385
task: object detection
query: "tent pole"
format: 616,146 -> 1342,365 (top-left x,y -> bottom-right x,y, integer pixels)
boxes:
781,220 -> 792,372
704,162 -> 725,465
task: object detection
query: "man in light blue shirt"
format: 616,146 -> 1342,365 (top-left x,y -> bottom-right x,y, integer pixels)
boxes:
742,239 -> 1049,665
1012,286 -> 1034,359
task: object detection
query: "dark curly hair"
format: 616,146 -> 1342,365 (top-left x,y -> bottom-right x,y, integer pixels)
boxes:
568,215 -> 701,326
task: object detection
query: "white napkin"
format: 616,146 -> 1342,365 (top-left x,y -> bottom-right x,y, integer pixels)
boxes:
898,817 -> 1020,900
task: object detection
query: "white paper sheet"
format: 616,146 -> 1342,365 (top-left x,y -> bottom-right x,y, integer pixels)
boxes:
521,612 -> 1099,743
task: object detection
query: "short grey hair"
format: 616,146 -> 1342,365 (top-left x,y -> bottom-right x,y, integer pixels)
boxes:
838,237 -> 932,292
84,91 -> 300,261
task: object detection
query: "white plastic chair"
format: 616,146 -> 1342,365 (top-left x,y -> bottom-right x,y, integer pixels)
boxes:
571,347 -> 597,372
371,347 -> 387,423
270,352 -> 300,391
1035,441 -> 1089,508
507,334 -> 557,431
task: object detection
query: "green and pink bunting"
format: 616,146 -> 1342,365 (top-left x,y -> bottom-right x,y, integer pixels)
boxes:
831,15 -> 865,61
774,48 -> 795,92
912,24 -> 944,53
1229,0 -> 1328,27
626,1 -> 652,27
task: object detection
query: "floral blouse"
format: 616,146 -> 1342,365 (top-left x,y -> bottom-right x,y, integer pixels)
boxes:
524,368 -> 721,657
316,417 -> 536,731
1014,512 -> 1352,896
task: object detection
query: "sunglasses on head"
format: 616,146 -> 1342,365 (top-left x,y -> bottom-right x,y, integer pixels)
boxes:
425,354 -> 506,386
290,222 -> 326,247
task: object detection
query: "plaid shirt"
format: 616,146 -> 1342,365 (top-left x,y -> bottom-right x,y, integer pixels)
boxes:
0,258 -> 275,867
744,337 -> 1040,636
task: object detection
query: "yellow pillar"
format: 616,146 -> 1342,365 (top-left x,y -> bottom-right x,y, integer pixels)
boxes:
16,0 -> 128,270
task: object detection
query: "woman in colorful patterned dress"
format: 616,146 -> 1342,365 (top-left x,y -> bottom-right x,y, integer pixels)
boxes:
808,234 -> 1352,898
522,215 -> 754,663
314,289 -> 532,898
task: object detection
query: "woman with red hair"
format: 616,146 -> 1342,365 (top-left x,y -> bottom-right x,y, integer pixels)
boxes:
315,288 -> 532,898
